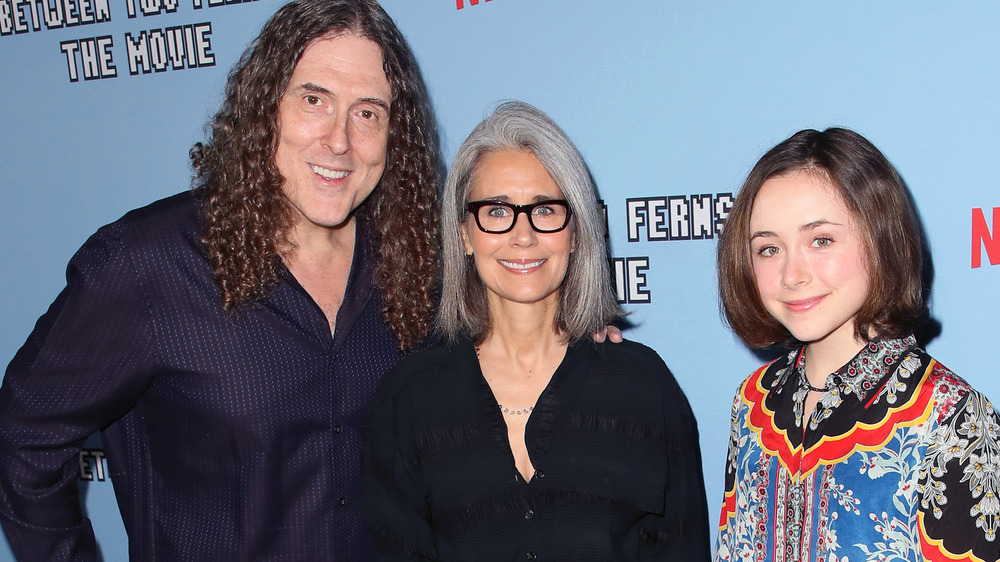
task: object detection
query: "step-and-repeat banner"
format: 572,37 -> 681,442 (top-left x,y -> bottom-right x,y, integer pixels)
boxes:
2,0 -> 998,557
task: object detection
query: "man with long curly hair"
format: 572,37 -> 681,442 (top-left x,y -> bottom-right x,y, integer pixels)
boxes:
0,0 -> 439,559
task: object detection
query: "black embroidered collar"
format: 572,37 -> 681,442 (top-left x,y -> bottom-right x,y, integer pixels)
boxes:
791,334 -> 917,402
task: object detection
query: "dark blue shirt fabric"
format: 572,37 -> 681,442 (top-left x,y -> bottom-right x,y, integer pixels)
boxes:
0,191 -> 402,560
363,337 -> 712,561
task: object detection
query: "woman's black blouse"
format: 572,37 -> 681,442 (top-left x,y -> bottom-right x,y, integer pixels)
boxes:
362,337 -> 710,561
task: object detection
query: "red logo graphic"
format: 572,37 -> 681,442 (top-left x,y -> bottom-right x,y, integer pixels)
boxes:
456,0 -> 493,9
972,207 -> 999,268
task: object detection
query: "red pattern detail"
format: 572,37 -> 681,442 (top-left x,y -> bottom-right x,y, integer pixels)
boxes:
801,474 -> 814,562
742,361 -> 938,478
718,487 -> 736,529
774,472 -> 787,562
815,466 -> 831,555
928,362 -> 969,424
918,511 -> 986,562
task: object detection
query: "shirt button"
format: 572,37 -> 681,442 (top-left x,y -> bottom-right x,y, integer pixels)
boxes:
338,497 -> 347,506
524,509 -> 534,520
526,551 -> 537,559
833,376 -> 843,385
333,424 -> 342,434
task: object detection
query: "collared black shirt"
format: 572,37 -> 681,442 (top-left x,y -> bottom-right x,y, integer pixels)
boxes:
0,191 -> 403,560
363,337 -> 711,561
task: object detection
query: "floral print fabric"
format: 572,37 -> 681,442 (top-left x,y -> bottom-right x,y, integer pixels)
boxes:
715,336 -> 1000,562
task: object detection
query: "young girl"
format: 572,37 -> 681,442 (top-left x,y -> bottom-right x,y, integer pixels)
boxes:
714,128 -> 999,562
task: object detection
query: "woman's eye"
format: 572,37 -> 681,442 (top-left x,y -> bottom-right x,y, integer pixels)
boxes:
486,206 -> 510,218
532,205 -> 554,216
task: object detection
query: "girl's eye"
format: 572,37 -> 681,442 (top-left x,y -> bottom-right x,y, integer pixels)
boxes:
812,237 -> 832,248
756,245 -> 779,258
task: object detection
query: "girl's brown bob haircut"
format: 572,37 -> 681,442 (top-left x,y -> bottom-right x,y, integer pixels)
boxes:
717,127 -> 927,349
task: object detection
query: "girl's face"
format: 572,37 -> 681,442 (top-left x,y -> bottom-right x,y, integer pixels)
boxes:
748,170 -> 870,350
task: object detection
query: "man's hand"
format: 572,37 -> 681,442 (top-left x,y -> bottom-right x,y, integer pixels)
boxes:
592,325 -> 623,343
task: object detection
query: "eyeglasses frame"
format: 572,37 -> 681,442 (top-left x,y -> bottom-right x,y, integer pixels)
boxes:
466,199 -> 572,234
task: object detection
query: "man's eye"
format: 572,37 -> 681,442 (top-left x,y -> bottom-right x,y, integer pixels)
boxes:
360,109 -> 375,119
305,95 -> 320,105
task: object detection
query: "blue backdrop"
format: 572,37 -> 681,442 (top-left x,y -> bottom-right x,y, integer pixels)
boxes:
2,1 -> 998,558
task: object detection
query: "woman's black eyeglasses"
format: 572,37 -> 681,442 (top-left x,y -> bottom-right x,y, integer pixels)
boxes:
467,200 -> 572,234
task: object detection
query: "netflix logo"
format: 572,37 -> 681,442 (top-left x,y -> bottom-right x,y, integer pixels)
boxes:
456,0 -> 494,9
972,207 -> 998,268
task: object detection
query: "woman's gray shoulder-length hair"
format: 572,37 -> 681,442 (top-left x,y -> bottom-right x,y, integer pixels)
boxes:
436,100 -> 625,343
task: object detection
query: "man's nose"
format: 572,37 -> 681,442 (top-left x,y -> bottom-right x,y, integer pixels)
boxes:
322,112 -> 351,154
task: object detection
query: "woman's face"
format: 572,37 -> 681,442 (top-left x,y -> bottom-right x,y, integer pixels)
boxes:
462,149 -> 575,314
748,170 -> 870,350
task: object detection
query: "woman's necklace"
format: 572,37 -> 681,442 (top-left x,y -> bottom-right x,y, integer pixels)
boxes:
799,348 -> 831,393
476,346 -> 537,415
498,404 -> 534,415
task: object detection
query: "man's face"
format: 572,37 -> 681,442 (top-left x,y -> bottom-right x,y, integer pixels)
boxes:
274,33 -> 392,238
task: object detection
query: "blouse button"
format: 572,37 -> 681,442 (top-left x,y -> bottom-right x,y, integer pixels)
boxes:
524,509 -> 534,520
833,376 -> 843,386
526,551 -> 537,559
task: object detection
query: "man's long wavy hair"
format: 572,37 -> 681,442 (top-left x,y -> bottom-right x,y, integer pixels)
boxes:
191,0 -> 440,350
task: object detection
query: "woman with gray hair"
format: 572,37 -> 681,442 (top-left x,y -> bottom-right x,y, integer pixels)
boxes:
363,101 -> 710,560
